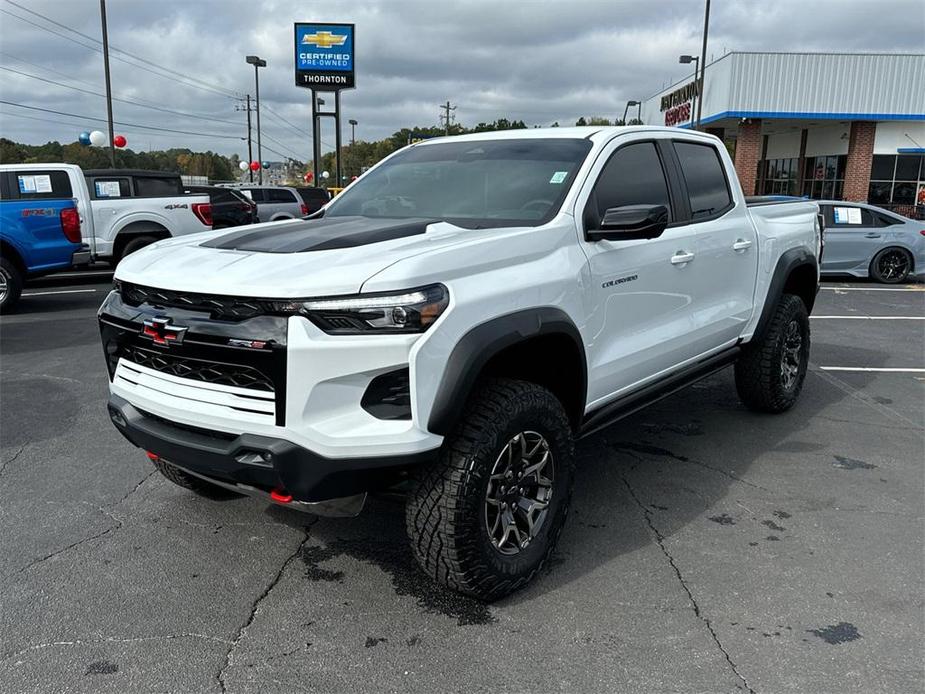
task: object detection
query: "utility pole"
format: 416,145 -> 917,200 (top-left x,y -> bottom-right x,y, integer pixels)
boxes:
99,0 -> 115,167
235,95 -> 254,182
439,101 -> 456,136
246,56 -> 266,183
696,0 -> 711,130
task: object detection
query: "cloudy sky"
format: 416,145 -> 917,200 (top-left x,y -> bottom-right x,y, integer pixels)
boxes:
1,0 -> 922,161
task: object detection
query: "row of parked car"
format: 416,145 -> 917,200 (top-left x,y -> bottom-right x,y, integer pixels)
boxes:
0,163 -> 332,313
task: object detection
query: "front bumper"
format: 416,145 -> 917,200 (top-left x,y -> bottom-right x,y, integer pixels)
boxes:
108,394 -> 435,504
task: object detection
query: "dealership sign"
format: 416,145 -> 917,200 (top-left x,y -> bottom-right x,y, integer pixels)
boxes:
294,23 -> 355,89
660,79 -> 700,111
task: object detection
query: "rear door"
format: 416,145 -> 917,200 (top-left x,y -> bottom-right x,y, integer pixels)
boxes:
820,204 -> 882,272
671,139 -> 757,345
577,137 -> 705,404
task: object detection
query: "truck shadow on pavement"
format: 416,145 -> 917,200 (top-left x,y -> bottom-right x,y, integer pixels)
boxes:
295,359 -> 879,621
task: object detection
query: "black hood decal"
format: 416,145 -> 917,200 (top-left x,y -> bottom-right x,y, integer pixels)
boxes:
201,216 -> 434,253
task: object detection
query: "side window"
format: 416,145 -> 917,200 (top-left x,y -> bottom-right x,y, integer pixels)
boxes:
586,142 -> 671,228
9,170 -> 73,200
134,177 -> 181,197
91,177 -> 131,199
875,211 -> 903,227
267,188 -> 297,203
244,188 -> 265,202
672,141 -> 733,220
830,205 -> 874,227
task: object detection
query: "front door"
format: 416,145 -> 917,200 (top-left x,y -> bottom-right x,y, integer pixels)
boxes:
820,204 -> 883,272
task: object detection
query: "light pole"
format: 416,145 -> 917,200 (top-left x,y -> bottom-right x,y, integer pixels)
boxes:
679,55 -> 699,128
697,0 -> 711,130
621,100 -> 639,125
348,119 -> 357,178
99,0 -> 115,167
246,55 -> 266,183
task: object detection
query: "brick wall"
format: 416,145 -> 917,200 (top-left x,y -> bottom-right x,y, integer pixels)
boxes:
843,122 -> 876,202
733,119 -> 762,196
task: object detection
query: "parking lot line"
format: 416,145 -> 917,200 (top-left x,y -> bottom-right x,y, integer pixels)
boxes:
818,366 -> 925,373
20,289 -> 100,297
820,286 -> 924,292
811,315 -> 925,320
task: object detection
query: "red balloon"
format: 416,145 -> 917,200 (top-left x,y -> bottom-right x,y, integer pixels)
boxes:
303,172 -> 314,182
249,161 -> 260,171
113,135 -> 127,148
350,175 -> 358,181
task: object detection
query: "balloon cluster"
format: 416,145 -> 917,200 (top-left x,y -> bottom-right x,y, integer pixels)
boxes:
78,131 -> 126,148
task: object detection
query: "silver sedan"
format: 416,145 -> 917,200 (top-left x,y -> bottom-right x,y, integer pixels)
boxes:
818,201 -> 924,283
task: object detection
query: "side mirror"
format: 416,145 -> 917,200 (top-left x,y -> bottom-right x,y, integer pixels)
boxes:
588,204 -> 669,241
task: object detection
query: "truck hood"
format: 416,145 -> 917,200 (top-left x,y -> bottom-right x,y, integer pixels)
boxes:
114,216 -> 486,297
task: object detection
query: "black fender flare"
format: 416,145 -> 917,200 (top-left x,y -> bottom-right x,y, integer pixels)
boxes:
426,307 -> 587,436
753,247 -> 818,341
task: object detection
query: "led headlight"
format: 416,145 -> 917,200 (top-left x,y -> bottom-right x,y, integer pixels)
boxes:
297,284 -> 449,334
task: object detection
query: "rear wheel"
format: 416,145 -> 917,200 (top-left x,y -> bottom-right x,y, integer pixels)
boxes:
120,235 -> 158,261
735,293 -> 810,413
152,457 -> 243,500
870,247 -> 912,284
0,256 -> 23,314
405,379 -> 574,601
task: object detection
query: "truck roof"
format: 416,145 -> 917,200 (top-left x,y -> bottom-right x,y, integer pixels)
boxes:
411,125 -> 718,146
83,169 -> 182,178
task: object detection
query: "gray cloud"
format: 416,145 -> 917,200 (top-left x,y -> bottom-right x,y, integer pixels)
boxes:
1,0 -> 922,160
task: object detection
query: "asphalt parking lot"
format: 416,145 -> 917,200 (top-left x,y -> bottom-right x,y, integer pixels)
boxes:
1,272 -> 922,694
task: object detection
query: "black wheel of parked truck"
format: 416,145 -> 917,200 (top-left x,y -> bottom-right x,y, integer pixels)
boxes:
405,378 -> 575,602
152,457 -> 243,500
0,256 -> 23,314
735,293 -> 810,413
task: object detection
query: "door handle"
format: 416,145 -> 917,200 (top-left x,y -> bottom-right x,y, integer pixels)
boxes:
670,251 -> 695,265
864,233 -> 881,239
732,238 -> 753,251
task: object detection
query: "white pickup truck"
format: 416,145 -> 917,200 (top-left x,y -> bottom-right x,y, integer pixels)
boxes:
99,126 -> 822,600
0,163 -> 212,263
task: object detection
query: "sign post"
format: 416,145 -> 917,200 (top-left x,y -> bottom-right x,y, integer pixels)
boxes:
294,23 -> 355,185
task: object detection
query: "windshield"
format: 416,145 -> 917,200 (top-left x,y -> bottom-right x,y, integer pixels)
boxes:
325,138 -> 593,228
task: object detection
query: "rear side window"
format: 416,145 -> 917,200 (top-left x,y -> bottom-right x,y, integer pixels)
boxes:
673,141 -> 733,220
241,188 -> 265,202
91,177 -> 131,198
134,176 -> 181,197
5,170 -> 73,200
586,142 -> 672,228
267,188 -> 297,203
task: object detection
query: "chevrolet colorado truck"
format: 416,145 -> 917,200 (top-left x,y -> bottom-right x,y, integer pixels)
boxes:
99,127 -> 822,600
0,164 -> 212,265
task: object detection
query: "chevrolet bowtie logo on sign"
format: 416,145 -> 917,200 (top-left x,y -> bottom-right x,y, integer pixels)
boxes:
141,317 -> 188,347
301,30 -> 348,48
294,22 -> 355,89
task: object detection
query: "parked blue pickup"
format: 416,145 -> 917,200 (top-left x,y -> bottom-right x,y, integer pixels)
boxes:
1,168 -> 89,312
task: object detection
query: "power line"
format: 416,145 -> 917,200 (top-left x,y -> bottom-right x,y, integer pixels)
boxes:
0,6 -> 238,100
5,0 -> 241,98
0,100 -> 245,140
0,65 -> 243,126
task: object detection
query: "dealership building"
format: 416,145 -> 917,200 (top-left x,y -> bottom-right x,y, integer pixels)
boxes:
640,52 -> 925,215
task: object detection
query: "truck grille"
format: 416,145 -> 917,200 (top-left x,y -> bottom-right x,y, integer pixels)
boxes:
119,282 -> 268,320
124,346 -> 274,392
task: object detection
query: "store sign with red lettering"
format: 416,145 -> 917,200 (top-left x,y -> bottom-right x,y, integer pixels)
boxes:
664,102 -> 691,126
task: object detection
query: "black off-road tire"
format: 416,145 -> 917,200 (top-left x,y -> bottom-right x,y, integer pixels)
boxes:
153,458 -> 242,499
0,256 -> 23,314
405,378 -> 575,601
735,293 -> 810,413
120,235 -> 158,261
869,247 -> 913,284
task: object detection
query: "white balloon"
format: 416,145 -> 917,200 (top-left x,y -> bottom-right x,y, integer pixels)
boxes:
239,161 -> 249,171
89,130 -> 106,146
321,170 -> 330,179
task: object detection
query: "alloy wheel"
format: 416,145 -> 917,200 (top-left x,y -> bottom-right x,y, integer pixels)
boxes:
484,431 -> 555,555
877,249 -> 911,282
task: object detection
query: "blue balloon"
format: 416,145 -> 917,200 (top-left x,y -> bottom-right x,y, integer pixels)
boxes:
78,131 -> 91,146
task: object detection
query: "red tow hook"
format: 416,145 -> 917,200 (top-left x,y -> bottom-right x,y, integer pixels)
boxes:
270,489 -> 293,504
145,451 -> 159,462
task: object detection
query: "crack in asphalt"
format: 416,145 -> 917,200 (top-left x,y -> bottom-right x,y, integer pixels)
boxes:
218,518 -> 318,693
611,442 -> 768,492
0,444 -> 26,478
16,470 -> 157,575
622,475 -> 755,694
0,633 -> 232,665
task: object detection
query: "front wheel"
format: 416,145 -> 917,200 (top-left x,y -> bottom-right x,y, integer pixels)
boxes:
870,247 -> 913,284
0,256 -> 23,314
735,293 -> 810,413
405,379 -> 575,602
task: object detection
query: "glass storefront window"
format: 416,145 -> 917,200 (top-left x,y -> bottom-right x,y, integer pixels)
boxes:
868,154 -> 924,204
802,155 -> 846,199
760,157 -> 798,196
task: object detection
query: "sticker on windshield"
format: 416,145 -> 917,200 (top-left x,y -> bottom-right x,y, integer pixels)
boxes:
833,206 -> 862,224
549,171 -> 568,184
17,175 -> 51,194
95,181 -> 122,198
